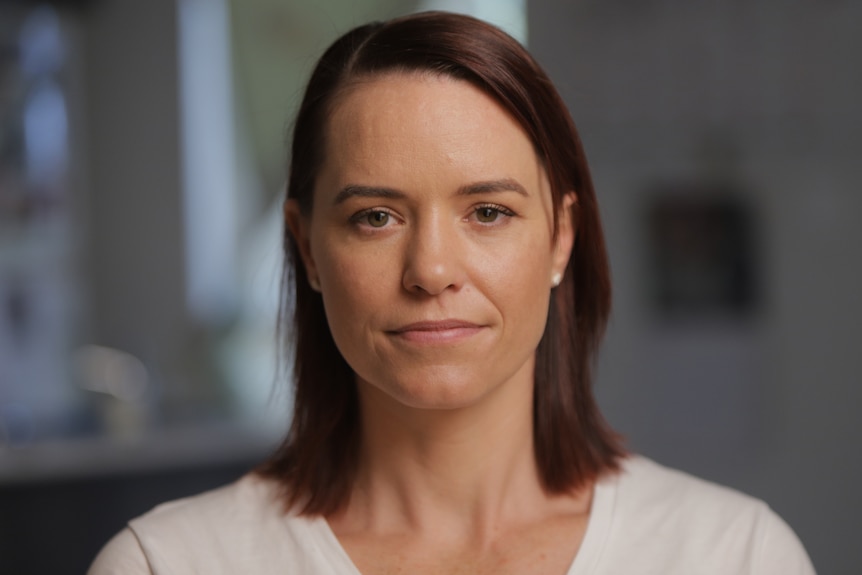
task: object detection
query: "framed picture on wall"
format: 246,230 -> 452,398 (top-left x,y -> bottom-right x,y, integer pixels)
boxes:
645,183 -> 758,321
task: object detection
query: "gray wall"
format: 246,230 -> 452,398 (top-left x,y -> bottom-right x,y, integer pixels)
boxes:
530,2 -> 861,573
82,0 -> 187,377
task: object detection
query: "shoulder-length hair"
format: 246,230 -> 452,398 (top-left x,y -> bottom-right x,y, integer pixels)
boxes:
258,11 -> 624,515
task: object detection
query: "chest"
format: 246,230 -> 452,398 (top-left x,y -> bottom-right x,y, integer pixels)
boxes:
336,514 -> 588,575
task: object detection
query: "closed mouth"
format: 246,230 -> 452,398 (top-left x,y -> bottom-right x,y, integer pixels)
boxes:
388,319 -> 484,344
391,319 -> 481,333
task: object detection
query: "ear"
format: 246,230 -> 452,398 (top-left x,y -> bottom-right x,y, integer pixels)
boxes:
284,199 -> 321,291
551,192 -> 577,284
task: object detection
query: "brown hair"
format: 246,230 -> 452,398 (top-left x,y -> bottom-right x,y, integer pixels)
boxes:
258,11 -> 624,515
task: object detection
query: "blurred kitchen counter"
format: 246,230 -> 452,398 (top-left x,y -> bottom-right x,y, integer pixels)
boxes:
0,421 -> 279,485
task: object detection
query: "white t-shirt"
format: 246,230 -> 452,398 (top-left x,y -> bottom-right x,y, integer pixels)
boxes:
88,456 -> 816,574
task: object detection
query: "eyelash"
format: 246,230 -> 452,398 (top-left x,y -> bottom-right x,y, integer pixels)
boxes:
348,203 -> 517,230
349,207 -> 399,229
470,203 -> 516,224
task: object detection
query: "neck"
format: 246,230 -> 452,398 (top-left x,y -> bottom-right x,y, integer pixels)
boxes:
336,367 -> 559,544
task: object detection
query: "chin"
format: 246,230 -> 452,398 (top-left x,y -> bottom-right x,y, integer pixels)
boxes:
358,365 -> 522,412
394,387 -> 486,411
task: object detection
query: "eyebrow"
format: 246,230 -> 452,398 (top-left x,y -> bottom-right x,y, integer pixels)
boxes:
457,178 -> 529,197
333,178 -> 528,205
333,185 -> 405,205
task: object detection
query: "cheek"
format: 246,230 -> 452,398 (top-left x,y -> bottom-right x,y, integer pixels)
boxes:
478,234 -> 555,327
313,240 -> 391,339
492,228 -> 554,286
508,252 -> 553,320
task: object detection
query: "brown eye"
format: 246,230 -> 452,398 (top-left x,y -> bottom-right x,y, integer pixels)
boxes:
367,211 -> 390,227
476,207 -> 500,223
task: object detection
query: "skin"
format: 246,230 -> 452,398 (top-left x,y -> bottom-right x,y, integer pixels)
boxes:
286,73 -> 590,574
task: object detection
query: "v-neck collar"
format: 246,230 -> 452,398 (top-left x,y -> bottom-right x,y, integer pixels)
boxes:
302,469 -> 620,575
566,468 -> 619,574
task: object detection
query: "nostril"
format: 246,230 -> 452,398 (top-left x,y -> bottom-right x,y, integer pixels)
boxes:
402,259 -> 459,296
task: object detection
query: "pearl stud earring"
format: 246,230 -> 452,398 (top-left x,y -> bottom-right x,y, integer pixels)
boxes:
551,272 -> 562,287
309,277 -> 321,292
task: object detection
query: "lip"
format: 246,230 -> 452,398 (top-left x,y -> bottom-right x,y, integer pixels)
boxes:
388,319 -> 484,344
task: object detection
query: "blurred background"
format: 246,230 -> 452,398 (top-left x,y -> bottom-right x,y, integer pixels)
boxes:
0,0 -> 858,572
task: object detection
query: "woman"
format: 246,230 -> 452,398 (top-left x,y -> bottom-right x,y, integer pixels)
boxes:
90,12 -> 815,574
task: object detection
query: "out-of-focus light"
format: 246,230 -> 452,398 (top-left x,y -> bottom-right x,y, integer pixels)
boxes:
23,81 -> 68,187
72,345 -> 149,402
416,0 -> 527,45
19,6 -> 64,76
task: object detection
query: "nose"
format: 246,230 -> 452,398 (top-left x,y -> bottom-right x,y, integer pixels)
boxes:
402,214 -> 464,296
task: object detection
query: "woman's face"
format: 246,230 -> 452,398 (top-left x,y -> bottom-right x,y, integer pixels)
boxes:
287,73 -> 574,411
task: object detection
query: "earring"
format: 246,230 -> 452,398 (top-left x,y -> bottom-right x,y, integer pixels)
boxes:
551,272 -> 562,288
309,277 -> 321,292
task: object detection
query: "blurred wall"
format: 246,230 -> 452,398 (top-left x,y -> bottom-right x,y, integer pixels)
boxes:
82,0 -> 188,388
530,2 -> 861,573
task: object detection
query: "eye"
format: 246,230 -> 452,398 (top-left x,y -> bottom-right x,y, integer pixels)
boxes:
350,208 -> 397,229
472,204 -> 515,224
476,207 -> 501,223
366,210 -> 390,228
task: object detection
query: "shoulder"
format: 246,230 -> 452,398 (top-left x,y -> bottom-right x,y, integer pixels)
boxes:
88,528 -> 151,575
128,472 -> 283,541
594,456 -> 815,574
615,455 -> 764,521
89,473 -> 326,574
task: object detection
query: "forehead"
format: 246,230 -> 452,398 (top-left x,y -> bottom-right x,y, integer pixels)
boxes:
330,72 -> 514,132
319,73 -> 543,188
